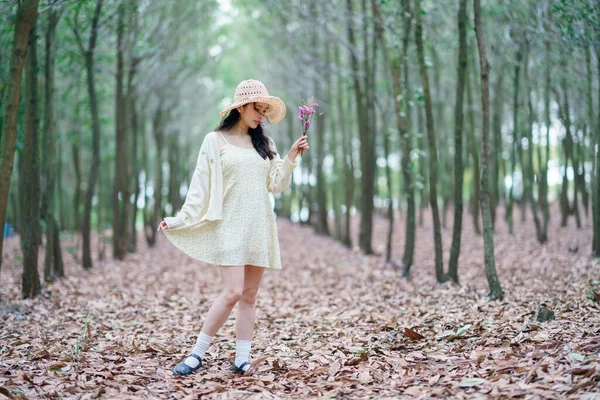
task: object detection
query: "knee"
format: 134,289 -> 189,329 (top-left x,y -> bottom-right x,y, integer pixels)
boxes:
222,288 -> 243,307
240,288 -> 258,305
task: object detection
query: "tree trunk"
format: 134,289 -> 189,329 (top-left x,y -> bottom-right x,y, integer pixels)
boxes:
334,44 -> 354,248
146,104 -> 164,247
21,18 -> 42,299
474,0 -> 503,301
329,42 -> 343,242
417,104 -> 427,227
113,1 -> 128,260
465,53 -> 481,235
0,0 -> 39,284
128,54 -> 140,253
167,135 -> 180,213
78,0 -> 104,269
314,20 -> 329,236
72,90 -> 83,236
491,65 -> 505,227
540,40 -> 551,241
523,41 -> 544,242
373,0 -> 415,272
448,0 -> 468,284
141,104 -> 152,246
558,73 -> 578,228
401,0 -> 415,275
415,0 -> 445,282
346,0 -> 374,254
594,40 -> 600,256
42,6 -> 64,282
507,46 -> 521,235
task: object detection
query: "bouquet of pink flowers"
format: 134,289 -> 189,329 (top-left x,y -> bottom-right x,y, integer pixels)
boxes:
298,97 -> 322,155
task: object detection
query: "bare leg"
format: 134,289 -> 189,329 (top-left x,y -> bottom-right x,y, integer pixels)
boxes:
200,266 -> 245,336
235,265 -> 265,340
174,266 -> 245,375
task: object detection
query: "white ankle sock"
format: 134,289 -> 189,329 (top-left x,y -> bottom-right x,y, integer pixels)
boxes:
184,331 -> 212,368
234,340 -> 252,371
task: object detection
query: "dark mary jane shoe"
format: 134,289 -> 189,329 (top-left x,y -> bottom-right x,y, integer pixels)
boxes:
231,361 -> 256,376
172,354 -> 202,376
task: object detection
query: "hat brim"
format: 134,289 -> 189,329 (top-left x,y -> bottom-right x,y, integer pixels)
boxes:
219,96 -> 286,124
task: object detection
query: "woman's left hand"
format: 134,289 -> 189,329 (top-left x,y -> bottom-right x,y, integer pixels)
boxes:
288,134 -> 309,161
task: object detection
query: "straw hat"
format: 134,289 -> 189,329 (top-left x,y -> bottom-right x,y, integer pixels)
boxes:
219,79 -> 286,124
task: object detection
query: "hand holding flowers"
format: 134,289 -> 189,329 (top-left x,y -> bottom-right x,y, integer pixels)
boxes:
297,98 -> 322,156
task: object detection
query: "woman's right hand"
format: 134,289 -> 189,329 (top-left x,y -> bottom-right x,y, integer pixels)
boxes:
157,220 -> 169,232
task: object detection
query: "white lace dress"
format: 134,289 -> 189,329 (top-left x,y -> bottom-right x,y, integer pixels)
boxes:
164,133 -> 286,269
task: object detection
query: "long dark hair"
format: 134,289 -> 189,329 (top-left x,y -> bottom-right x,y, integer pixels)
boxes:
215,105 -> 276,160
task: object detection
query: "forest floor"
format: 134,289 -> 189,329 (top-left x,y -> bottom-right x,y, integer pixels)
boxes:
0,206 -> 599,399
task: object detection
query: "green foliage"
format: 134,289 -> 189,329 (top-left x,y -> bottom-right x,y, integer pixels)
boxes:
552,0 -> 599,46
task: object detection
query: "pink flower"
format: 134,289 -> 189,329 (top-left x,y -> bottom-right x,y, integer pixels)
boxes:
304,121 -> 311,128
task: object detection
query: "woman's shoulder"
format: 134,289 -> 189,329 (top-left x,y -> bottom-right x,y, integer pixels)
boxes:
202,131 -> 220,143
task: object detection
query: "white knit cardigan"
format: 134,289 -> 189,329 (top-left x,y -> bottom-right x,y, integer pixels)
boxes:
163,131 -> 297,231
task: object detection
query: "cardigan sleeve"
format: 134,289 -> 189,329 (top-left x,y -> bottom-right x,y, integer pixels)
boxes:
267,137 -> 298,195
163,138 -> 211,229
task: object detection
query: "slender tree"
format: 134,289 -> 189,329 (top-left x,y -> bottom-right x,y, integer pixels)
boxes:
314,6 -> 329,236
346,0 -> 374,254
0,0 -> 39,284
113,1 -> 130,260
448,0 -> 468,284
474,0 -> 503,300
594,37 -> 600,256
400,0 -> 416,276
507,45 -> 522,235
465,53 -> 481,235
70,0 -> 104,269
415,0 -> 445,282
21,18 -> 42,298
42,5 -> 64,281
522,41 -> 544,242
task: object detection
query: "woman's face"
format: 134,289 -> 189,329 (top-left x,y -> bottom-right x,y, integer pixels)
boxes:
237,102 -> 269,129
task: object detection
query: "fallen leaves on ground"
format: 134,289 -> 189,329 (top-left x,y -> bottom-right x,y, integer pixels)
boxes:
0,207 -> 599,399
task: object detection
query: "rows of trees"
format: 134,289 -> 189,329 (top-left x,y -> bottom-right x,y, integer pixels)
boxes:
0,0 -> 598,300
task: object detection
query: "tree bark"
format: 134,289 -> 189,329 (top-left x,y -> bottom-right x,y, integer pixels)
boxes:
145,103 -> 164,247
507,45 -> 522,235
371,0 -> 394,264
372,0 -> 415,273
21,18 -> 42,299
540,40 -> 551,241
465,52 -> 481,235
557,72 -> 579,228
415,0 -> 445,282
594,40 -> 600,256
73,0 -> 104,269
0,0 -> 39,284
113,1 -> 128,260
127,9 -> 141,253
346,0 -> 374,254
313,8 -> 329,236
330,42 -> 343,242
42,6 -> 64,281
474,0 -> 503,301
400,0 -> 416,275
491,65 -> 505,227
448,0 -> 468,284
523,41 -> 544,242
334,44 -> 353,248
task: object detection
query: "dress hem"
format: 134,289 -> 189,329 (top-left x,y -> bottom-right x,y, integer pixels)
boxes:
163,233 -> 282,270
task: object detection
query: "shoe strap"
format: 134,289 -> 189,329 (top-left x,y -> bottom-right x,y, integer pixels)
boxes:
237,361 -> 250,370
190,354 -> 202,363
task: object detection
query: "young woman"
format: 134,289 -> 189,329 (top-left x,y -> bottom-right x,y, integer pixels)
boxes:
157,79 -> 309,376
